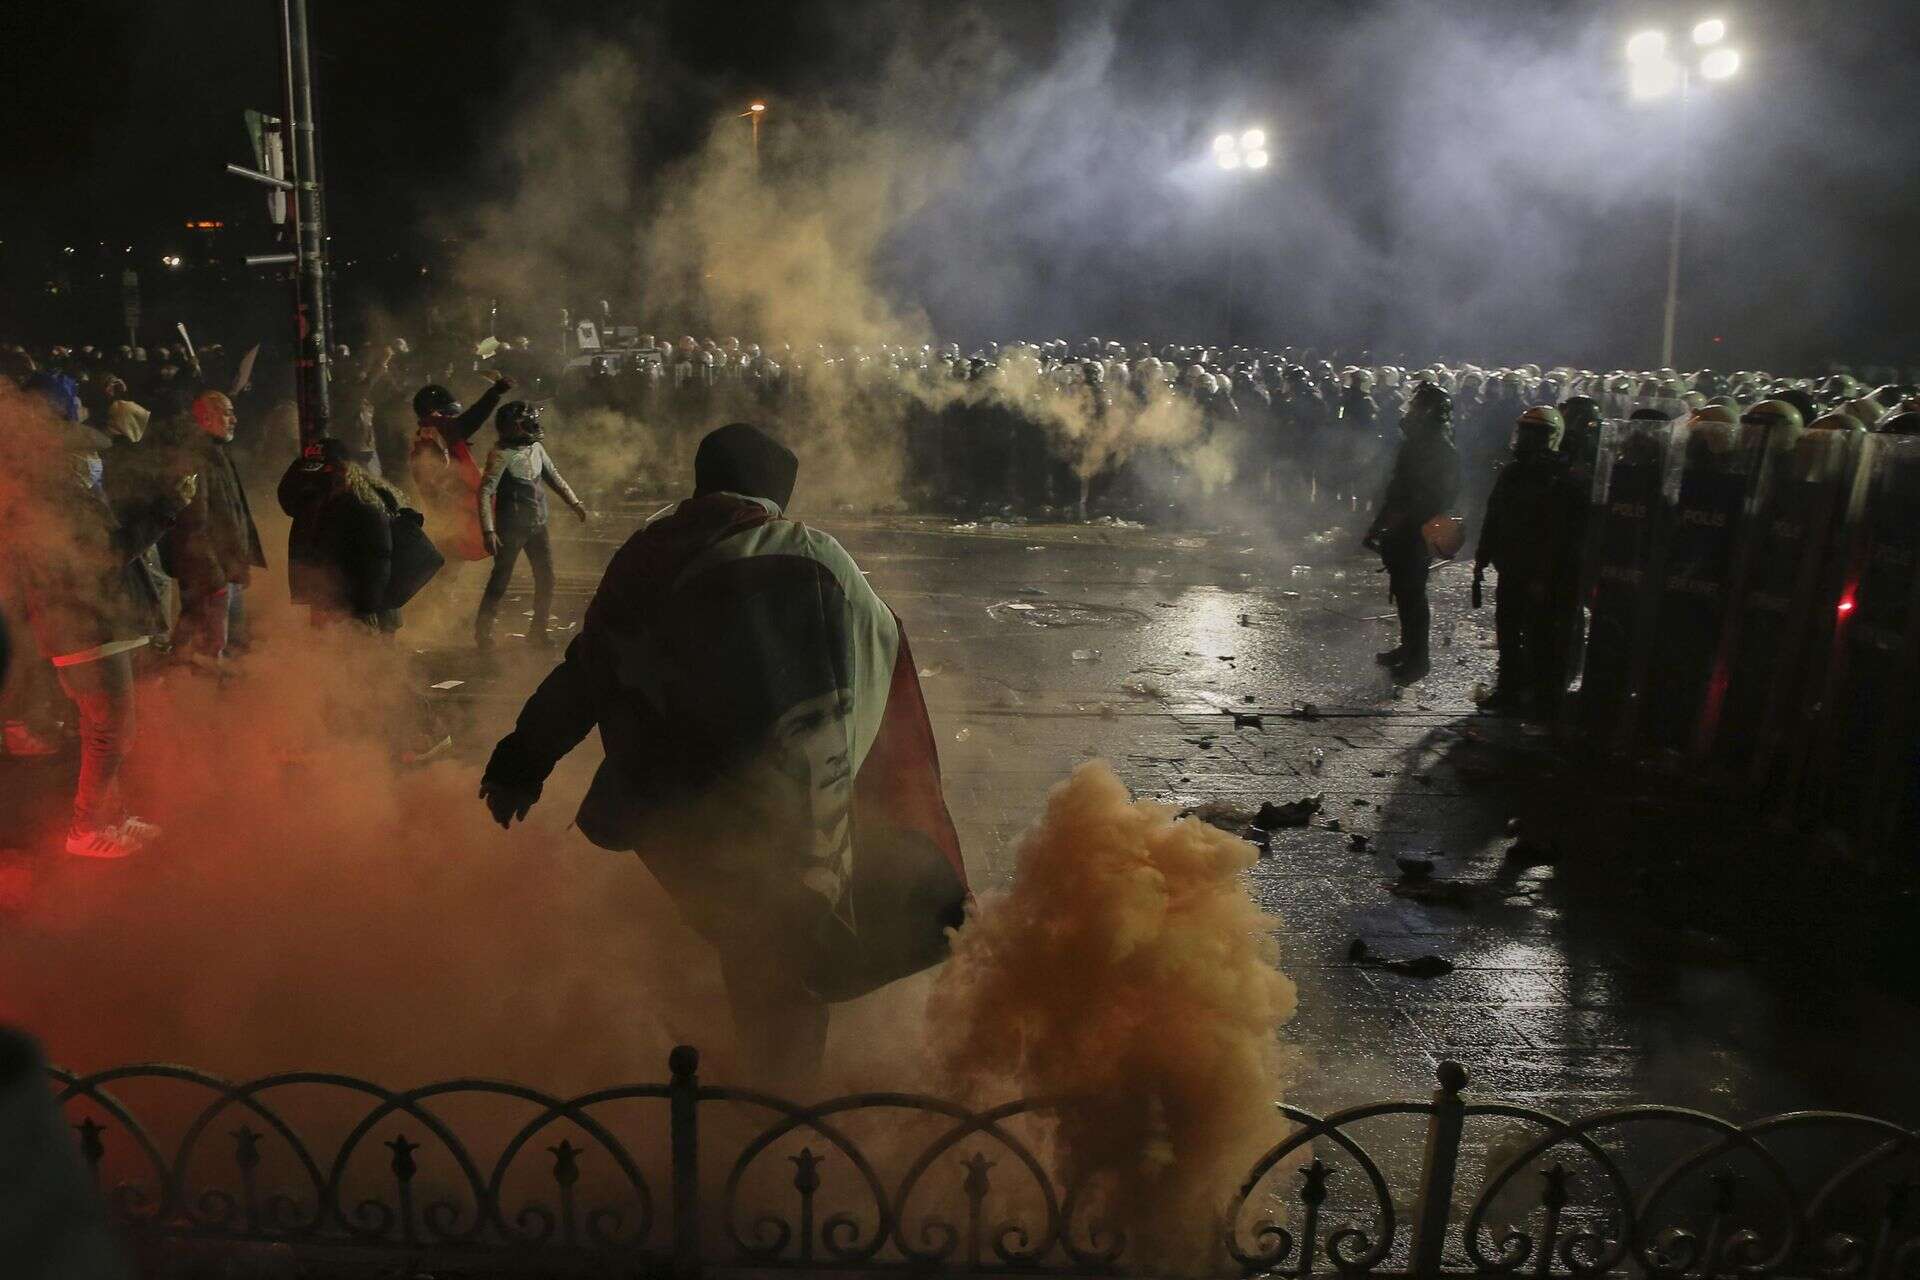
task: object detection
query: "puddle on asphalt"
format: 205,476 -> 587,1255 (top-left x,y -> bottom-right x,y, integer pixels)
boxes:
987,600 -> 1149,628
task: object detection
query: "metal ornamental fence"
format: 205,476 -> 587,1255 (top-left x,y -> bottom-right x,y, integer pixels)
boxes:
49,1048 -> 1920,1278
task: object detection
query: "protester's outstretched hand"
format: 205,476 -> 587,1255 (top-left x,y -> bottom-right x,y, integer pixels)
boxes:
479,776 -> 538,829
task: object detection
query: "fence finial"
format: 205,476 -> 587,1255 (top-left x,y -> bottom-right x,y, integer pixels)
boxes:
1435,1060 -> 1469,1096
670,1045 -> 700,1079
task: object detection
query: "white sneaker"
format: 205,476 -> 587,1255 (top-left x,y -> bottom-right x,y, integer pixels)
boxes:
3,721 -> 62,758
65,825 -> 141,859
117,816 -> 162,845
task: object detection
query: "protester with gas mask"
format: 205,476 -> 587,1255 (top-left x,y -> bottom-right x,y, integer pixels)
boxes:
157,391 -> 266,663
474,400 -> 586,650
1364,380 -> 1460,683
477,423 -> 967,1083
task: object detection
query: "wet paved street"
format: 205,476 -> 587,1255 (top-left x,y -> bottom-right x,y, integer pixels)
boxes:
420,500 -> 1920,1126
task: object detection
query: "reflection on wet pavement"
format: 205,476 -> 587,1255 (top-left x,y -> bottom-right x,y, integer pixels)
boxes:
402,508 -> 1920,1122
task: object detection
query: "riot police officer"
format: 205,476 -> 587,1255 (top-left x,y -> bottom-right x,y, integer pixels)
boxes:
1472,406 -> 1584,715
1364,381 -> 1460,683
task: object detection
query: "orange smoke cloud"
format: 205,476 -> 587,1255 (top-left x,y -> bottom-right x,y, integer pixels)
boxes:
927,760 -> 1297,1271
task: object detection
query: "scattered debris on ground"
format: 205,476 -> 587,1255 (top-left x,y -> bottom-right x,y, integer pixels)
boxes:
1348,939 -> 1455,977
1395,856 -> 1435,879
1119,676 -> 1169,700
1232,712 -> 1263,729
1348,833 -> 1371,852
1254,794 -> 1324,829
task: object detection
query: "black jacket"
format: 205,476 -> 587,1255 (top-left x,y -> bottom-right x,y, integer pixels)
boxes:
1475,452 -> 1584,580
1370,426 -> 1461,547
279,461 -> 401,618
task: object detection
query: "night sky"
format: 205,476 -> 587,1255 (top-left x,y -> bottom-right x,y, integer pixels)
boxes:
3,0 -> 1917,368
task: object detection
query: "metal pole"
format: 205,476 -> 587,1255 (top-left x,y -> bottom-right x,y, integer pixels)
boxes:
1410,1061 -> 1469,1280
1659,68 -> 1690,370
1225,178 -> 1242,347
288,0 -> 331,446
668,1045 -> 702,1280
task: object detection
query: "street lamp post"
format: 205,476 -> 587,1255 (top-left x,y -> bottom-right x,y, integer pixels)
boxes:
740,101 -> 766,171
1212,128 -> 1270,346
1628,20 -> 1741,369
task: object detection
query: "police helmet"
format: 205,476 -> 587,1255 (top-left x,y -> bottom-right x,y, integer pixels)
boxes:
1739,399 -> 1804,433
1512,405 -> 1565,452
1808,411 -> 1865,435
1558,395 -> 1602,431
1407,379 -> 1453,421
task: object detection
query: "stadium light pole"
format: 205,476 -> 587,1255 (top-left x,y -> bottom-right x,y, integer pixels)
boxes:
1628,20 -> 1741,369
1212,128 -> 1271,346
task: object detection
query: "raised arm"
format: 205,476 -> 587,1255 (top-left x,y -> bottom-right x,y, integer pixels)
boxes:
449,378 -> 510,444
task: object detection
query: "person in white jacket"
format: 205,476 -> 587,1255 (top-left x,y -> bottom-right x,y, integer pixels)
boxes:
475,401 -> 586,649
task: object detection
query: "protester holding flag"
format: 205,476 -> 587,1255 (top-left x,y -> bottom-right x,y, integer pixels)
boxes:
478,423 -> 968,1081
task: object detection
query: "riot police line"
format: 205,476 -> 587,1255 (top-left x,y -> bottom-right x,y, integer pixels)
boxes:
551,338 -> 1920,855
1570,407 -> 1920,855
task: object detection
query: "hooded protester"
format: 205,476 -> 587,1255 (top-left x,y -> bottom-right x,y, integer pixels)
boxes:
474,400 -> 587,649
478,423 -> 968,1081
279,438 -> 442,632
3,378 -> 194,857
408,374 -> 513,563
158,391 -> 267,662
1364,381 -> 1461,683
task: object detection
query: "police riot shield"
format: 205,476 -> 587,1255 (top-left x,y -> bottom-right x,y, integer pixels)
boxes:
1798,434 -> 1920,853
1705,429 -> 1860,778
1638,419 -> 1762,753
1572,417 -> 1676,747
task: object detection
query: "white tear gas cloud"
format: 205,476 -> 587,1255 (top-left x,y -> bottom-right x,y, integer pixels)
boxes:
411,0 -> 1909,427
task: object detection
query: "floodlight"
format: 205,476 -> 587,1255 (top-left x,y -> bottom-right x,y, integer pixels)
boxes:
1700,48 -> 1740,80
1626,30 -> 1667,64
